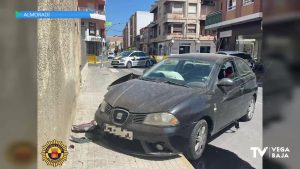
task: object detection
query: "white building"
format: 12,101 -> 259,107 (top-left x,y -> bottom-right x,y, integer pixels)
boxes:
129,11 -> 154,49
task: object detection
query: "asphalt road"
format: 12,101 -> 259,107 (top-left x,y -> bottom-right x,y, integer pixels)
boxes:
102,62 -> 263,169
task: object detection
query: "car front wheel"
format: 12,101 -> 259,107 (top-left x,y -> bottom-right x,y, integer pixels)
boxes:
240,96 -> 256,121
126,62 -> 132,69
185,119 -> 208,160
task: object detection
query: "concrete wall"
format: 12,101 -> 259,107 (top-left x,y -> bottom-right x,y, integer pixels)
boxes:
37,0 -> 81,168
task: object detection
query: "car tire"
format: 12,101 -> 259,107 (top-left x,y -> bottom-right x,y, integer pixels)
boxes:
240,96 -> 256,121
185,119 -> 208,160
145,61 -> 150,67
126,62 -> 132,69
113,66 -> 118,68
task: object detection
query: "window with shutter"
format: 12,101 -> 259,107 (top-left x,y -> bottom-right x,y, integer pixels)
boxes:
187,24 -> 196,33
188,3 -> 197,14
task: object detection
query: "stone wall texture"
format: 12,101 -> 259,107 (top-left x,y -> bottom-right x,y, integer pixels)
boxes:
37,0 -> 81,168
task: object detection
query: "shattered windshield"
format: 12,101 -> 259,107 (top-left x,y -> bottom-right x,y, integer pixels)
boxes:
142,58 -> 215,88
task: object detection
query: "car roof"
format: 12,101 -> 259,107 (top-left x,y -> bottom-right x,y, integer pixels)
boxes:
217,51 -> 246,55
169,53 -> 234,63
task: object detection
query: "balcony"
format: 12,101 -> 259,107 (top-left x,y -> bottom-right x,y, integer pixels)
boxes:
164,13 -> 184,20
205,11 -> 222,26
78,7 -> 106,21
78,7 -> 105,15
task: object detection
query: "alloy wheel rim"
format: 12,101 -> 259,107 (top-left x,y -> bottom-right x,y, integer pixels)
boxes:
195,125 -> 207,152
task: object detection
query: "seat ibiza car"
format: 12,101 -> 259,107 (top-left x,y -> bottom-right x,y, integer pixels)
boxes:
95,53 -> 258,160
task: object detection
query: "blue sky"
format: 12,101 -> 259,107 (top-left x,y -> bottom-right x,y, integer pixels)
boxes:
106,0 -> 155,36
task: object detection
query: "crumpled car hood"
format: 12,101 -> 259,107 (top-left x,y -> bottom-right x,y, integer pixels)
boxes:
105,79 -> 204,113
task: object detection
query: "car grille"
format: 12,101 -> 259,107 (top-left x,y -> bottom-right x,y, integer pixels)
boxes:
103,103 -> 112,114
112,109 -> 129,125
104,104 -> 147,124
131,113 -> 148,124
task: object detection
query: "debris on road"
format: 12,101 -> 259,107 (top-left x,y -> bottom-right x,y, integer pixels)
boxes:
69,136 -> 92,144
71,120 -> 97,133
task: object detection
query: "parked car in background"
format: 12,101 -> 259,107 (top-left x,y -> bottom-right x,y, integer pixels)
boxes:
217,51 -> 256,70
95,53 -> 258,160
108,52 -> 115,59
111,51 -> 153,68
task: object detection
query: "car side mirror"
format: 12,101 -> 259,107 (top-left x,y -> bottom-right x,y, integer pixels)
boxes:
217,78 -> 234,87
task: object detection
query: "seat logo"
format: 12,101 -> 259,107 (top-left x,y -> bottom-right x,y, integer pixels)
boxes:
116,112 -> 123,120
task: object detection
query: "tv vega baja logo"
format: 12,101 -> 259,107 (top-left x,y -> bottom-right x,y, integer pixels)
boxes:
250,147 -> 290,159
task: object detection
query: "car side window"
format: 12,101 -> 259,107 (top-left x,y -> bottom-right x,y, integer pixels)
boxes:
218,61 -> 238,80
130,52 -> 137,57
236,59 -> 252,77
139,52 -> 146,57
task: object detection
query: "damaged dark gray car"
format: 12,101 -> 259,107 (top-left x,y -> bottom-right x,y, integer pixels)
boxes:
95,53 -> 258,160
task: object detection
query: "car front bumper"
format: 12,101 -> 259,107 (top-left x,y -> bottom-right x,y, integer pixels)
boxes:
94,108 -> 195,155
111,60 -> 125,66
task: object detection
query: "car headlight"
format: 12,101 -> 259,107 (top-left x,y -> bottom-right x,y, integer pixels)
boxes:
143,113 -> 179,126
99,100 -> 107,112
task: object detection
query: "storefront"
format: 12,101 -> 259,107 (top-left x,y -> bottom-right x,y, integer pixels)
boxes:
160,40 -> 216,55
217,20 -> 262,62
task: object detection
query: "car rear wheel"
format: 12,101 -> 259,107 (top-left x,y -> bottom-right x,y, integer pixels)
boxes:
185,119 -> 208,160
145,61 -> 150,67
126,62 -> 132,69
240,96 -> 256,121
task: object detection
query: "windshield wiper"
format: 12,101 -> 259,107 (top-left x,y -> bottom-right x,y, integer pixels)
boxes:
161,80 -> 191,88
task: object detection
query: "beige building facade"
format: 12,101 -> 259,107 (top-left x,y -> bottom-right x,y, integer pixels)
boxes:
148,0 -> 216,55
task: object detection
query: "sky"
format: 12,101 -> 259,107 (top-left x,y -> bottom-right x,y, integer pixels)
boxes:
106,0 -> 155,36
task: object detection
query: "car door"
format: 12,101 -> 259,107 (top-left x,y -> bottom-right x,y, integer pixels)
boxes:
130,52 -> 139,66
137,52 -> 146,66
234,58 -> 257,118
213,60 -> 244,130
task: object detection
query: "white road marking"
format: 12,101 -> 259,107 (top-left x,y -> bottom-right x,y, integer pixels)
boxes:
109,68 -> 119,73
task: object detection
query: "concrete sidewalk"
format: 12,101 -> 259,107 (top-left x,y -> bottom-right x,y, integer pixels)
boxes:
61,65 -> 194,169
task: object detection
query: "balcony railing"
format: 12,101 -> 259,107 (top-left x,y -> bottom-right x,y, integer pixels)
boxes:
78,7 -> 105,15
205,11 -> 222,26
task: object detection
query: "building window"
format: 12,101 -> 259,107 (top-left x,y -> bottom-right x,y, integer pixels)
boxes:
89,22 -> 96,36
227,0 -> 236,10
81,21 -> 84,26
200,46 -> 211,53
243,0 -> 254,6
167,24 -> 172,34
158,26 -> 161,35
173,2 -> 183,14
188,3 -> 197,14
173,24 -> 183,34
187,24 -> 196,33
